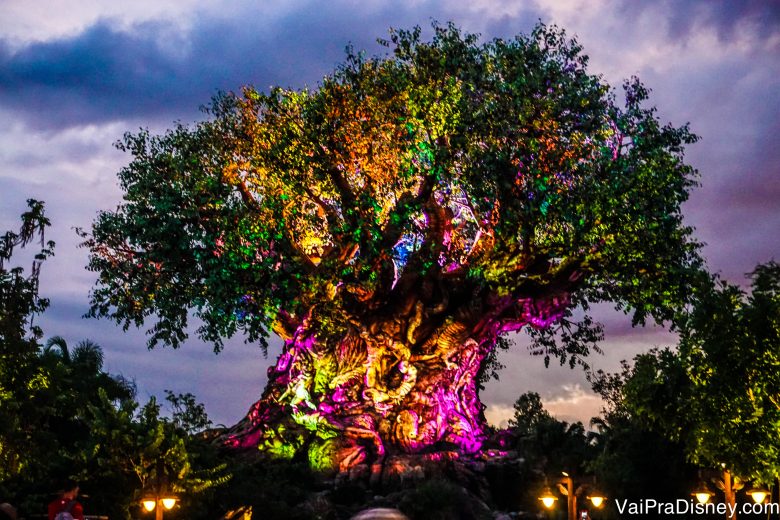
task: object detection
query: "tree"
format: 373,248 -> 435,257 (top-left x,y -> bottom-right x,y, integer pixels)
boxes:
519,415 -> 594,477
491,392 -> 597,513
30,337 -> 137,517
1,201 -> 228,517
589,364 -> 697,510
508,391 -> 551,435
4,345 -> 228,519
83,23 -> 703,472
82,389 -> 229,519
0,199 -> 54,480
619,263 -> 780,484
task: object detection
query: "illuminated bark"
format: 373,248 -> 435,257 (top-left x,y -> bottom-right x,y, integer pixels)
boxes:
224,268 -> 577,472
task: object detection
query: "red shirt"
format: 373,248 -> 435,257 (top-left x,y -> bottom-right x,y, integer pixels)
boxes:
47,498 -> 84,520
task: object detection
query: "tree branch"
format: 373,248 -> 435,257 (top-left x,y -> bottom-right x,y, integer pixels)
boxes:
230,175 -> 263,214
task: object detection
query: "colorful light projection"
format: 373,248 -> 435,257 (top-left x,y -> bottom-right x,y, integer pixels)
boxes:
225,290 -> 572,472
85,24 -> 701,473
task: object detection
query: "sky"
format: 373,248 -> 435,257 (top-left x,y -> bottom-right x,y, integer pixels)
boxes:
1,0 -> 778,428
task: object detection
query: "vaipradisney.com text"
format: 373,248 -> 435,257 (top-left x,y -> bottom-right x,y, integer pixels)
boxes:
615,498 -> 780,517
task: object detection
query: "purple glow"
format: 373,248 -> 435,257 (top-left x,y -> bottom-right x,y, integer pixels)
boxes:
226,288 -> 573,469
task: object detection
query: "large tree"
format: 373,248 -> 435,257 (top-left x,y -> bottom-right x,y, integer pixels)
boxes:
83,23 -> 703,473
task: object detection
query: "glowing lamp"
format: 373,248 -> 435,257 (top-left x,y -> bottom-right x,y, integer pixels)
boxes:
161,497 -> 177,510
141,499 -> 156,512
589,495 -> 606,508
539,486 -> 558,509
748,489 -> 769,504
692,482 -> 713,505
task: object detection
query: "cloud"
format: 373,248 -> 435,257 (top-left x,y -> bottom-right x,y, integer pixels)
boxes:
484,403 -> 515,429
484,384 -> 604,428
0,20 -> 243,130
0,1 -> 545,130
544,384 -> 604,425
1,0 -> 777,131
619,0 -> 780,43
0,0 -> 209,46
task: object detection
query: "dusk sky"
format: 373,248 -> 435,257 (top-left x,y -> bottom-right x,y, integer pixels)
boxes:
1,0 -> 778,428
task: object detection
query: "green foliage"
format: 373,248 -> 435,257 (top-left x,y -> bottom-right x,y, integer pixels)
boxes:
166,389 -> 213,434
0,325 -> 228,518
588,371 -> 697,512
1,200 -> 229,518
2,347 -> 229,519
0,199 -> 54,428
618,263 -> 780,483
681,262 -> 780,483
84,22 -> 703,370
65,386 -> 230,519
0,200 -> 57,495
526,420 -> 594,478
587,414 -> 695,510
527,309 -> 605,370
499,388 -> 697,517
587,263 -> 780,491
508,392 -> 595,476
204,458 -> 319,520
500,391 -> 598,515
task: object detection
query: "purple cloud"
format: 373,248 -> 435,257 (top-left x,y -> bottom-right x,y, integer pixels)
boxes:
617,0 -> 780,42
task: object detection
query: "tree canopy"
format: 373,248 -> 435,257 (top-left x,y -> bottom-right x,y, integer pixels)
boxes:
615,262 -> 780,484
1,199 -> 55,480
81,23 -> 708,468
84,22 -> 702,363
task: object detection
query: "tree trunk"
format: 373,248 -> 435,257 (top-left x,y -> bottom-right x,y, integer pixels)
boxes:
223,276 -> 573,475
225,325 -> 489,474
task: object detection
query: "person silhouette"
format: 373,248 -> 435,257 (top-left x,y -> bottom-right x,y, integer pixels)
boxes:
47,479 -> 84,520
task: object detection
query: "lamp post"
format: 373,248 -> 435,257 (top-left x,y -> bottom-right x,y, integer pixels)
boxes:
722,468 -> 737,519
587,493 -> 607,509
539,484 -> 558,510
692,466 -> 743,520
538,472 -> 606,520
141,459 -> 178,520
692,479 -> 714,505
559,472 -> 576,520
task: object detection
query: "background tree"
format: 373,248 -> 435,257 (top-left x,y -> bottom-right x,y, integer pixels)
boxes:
619,263 -> 780,485
500,392 -> 595,512
80,388 -> 229,520
83,22 -> 703,472
0,201 -> 228,518
0,199 -> 54,481
508,391 -> 551,435
510,392 -> 593,476
588,363 -> 697,517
